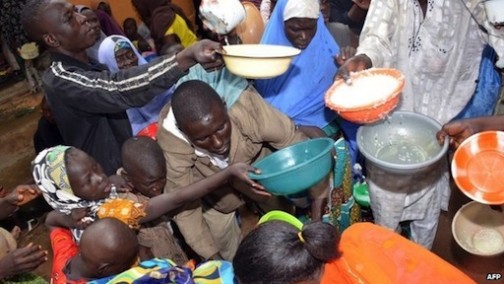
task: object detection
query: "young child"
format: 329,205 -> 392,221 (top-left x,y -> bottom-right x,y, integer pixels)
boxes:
233,212 -> 475,284
122,18 -> 155,56
45,216 -> 138,283
118,136 -> 188,263
32,145 -> 265,240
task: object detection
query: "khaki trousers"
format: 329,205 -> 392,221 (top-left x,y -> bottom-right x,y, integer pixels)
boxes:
174,205 -> 241,260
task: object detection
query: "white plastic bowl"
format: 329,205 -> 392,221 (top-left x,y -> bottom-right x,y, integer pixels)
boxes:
485,0 -> 504,25
220,44 -> 300,79
452,201 -> 504,257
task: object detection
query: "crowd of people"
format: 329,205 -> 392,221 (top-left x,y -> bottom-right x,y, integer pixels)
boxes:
0,0 -> 502,283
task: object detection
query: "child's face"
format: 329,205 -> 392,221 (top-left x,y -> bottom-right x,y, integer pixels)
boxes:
127,165 -> 166,198
123,21 -> 137,38
97,2 -> 112,16
66,148 -> 112,201
181,103 -> 232,157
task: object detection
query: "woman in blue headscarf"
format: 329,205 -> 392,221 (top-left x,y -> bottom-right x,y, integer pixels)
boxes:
256,0 -> 363,229
256,0 -> 340,130
98,35 -> 173,137
256,0 -> 359,162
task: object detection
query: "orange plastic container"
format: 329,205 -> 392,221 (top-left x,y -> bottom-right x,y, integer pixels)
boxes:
452,131 -> 504,205
325,68 -> 405,124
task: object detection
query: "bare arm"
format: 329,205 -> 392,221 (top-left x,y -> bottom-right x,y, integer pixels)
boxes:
45,211 -> 75,231
45,209 -> 91,231
0,185 -> 39,219
309,175 -> 331,221
437,115 -> 504,148
297,125 -> 327,139
45,40 -> 223,114
347,0 -> 369,24
140,163 -> 265,223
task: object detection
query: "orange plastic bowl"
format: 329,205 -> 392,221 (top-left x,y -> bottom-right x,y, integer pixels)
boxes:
452,131 -> 504,205
325,68 -> 405,124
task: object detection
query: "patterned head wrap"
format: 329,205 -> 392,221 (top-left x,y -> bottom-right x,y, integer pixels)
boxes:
114,39 -> 134,54
283,0 -> 320,21
31,145 -> 104,215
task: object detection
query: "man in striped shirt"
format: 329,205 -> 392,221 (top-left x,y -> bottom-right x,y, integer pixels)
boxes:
21,0 -> 223,175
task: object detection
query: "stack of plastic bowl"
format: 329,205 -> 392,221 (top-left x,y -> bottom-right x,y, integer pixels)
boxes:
451,131 -> 504,256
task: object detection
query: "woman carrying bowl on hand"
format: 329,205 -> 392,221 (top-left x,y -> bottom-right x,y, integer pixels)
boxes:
254,0 -> 362,230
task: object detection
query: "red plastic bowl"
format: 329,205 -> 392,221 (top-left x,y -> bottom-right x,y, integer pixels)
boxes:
137,123 -> 158,140
325,68 -> 405,124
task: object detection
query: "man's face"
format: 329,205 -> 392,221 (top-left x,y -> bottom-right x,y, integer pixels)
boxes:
40,0 -> 97,51
284,18 -> 317,50
181,103 -> 232,157
81,9 -> 101,41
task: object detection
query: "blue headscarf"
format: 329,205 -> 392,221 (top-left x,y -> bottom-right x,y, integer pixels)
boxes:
255,0 -> 340,128
98,35 -> 173,135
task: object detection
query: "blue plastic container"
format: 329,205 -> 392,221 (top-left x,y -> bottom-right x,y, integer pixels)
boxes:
248,138 -> 334,196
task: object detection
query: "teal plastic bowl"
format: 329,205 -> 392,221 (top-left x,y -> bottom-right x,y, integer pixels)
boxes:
249,138 -> 333,196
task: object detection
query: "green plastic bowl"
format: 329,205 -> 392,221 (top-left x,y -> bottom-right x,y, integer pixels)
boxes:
258,210 -> 303,230
249,138 -> 333,196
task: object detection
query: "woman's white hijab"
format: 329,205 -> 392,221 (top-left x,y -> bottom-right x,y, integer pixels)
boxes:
97,35 -> 147,72
283,0 -> 320,21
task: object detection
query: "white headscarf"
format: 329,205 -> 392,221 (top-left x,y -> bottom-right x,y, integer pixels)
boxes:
283,0 -> 320,21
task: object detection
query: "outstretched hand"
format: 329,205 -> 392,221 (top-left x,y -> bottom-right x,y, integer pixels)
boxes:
177,39 -> 224,71
0,243 -> 48,279
335,54 -> 372,80
4,184 -> 40,206
226,162 -> 269,196
108,174 -> 132,193
71,208 -> 93,230
436,120 -> 479,149
335,46 -> 357,67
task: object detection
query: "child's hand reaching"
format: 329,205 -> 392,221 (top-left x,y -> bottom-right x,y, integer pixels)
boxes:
225,162 -> 270,196
4,184 -> 40,206
70,208 -> 93,230
108,174 -> 132,193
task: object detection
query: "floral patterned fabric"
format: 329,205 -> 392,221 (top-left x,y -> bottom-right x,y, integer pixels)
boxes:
32,146 -> 104,215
